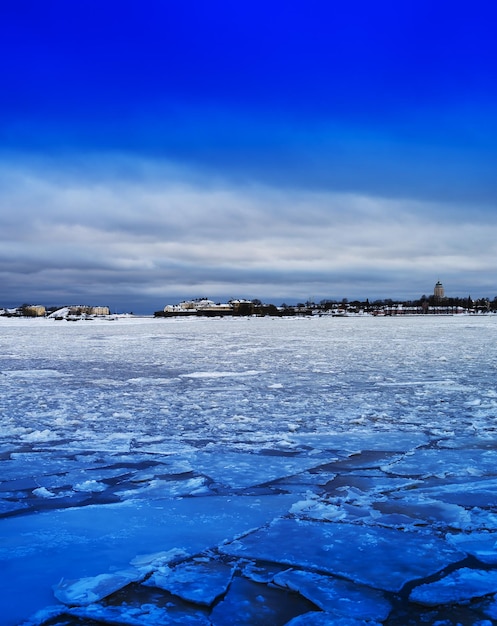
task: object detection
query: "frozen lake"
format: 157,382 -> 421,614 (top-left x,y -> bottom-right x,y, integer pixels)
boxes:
2,314 -> 497,625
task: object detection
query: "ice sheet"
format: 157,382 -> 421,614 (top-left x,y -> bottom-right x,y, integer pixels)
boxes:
285,614 -> 382,626
209,575 -> 316,625
220,518 -> 464,591
0,493 -> 295,624
2,315 -> 497,624
409,567 -> 497,606
144,560 -> 235,606
53,569 -> 145,606
192,450 -> 332,489
273,568 -> 392,619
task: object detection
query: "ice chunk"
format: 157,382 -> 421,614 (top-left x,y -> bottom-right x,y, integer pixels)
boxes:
326,449 -> 404,470
324,473 -> 420,497
22,429 -> 58,443
374,495 -> 472,530
383,449 -> 497,478
116,477 -> 209,499
0,494 -> 297,624
0,499 -> 28,514
193,451 -> 329,489
241,560 -> 288,583
67,603 -> 211,625
144,560 -> 235,606
209,575 -> 316,625
130,548 -> 190,572
447,532 -> 497,564
273,568 -> 391,620
292,431 -> 428,453
7,453 -> 74,479
73,479 -> 107,492
32,487 -> 56,498
1,369 -> 68,379
285,613 -> 382,626
468,509 -> 497,532
221,519 -> 464,592
53,568 -> 144,605
180,370 -> 264,378
290,498 -> 348,522
413,477 -> 497,508
410,568 -> 497,606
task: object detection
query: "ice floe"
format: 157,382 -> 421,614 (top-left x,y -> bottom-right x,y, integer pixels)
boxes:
447,532 -> 497,564
144,559 -> 235,606
273,568 -> 392,620
220,518 -> 464,592
180,369 -> 265,378
53,569 -> 145,606
209,575 -> 316,625
67,603 -> 212,625
410,567 -> 497,606
285,614 -> 382,626
382,449 -> 497,478
192,450 -> 331,490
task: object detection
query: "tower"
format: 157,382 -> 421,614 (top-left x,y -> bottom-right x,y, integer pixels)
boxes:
434,280 -> 445,302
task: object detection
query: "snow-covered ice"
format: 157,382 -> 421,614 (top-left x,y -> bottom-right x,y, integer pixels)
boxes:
2,314 -> 497,624
409,567 -> 497,606
220,518 -> 464,592
273,568 -> 392,619
53,569 -> 145,606
285,613 -> 383,626
144,560 -> 235,606
447,532 -> 497,564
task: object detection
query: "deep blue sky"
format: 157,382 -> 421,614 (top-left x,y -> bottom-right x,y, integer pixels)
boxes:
1,1 -> 496,313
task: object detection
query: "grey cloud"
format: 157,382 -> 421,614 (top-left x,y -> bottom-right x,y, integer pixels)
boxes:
1,157 -> 496,312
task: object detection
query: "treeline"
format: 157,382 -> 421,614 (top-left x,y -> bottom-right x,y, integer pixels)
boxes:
154,295 -> 497,318
313,295 -> 495,314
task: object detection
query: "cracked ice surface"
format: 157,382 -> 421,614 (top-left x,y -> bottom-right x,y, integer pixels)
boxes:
144,560 -> 235,606
53,569 -> 145,606
286,614 -> 383,626
220,518 -> 464,591
273,568 -> 392,619
409,567 -> 497,606
2,315 -> 497,625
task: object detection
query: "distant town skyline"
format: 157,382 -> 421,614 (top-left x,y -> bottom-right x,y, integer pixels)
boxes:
2,280 -> 496,317
1,3 -> 496,315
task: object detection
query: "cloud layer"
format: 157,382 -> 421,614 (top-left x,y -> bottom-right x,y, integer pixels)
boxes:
1,157 -> 496,312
